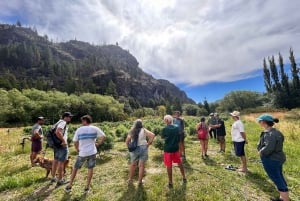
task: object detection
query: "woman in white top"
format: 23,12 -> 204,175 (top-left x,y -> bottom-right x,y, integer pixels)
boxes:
125,119 -> 155,185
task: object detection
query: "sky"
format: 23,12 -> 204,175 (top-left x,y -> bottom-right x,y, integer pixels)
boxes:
1,0 -> 300,102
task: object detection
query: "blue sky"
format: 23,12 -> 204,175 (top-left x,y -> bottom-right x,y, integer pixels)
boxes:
1,0 -> 300,103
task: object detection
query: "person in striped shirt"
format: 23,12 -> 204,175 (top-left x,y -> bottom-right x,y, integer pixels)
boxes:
65,115 -> 106,193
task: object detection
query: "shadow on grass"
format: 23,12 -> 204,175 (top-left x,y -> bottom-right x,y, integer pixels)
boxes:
1,164 -> 31,177
246,171 -> 277,197
18,182 -> 54,201
152,153 -> 163,164
202,157 -> 217,166
166,183 -> 187,201
0,177 -> 48,193
96,155 -> 112,165
117,184 -> 148,201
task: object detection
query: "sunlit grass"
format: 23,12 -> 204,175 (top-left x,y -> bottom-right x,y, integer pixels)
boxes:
0,114 -> 299,201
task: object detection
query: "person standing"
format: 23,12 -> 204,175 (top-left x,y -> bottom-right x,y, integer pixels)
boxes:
256,114 -> 289,201
208,113 -> 217,139
51,112 -> 73,186
162,115 -> 186,188
173,111 -> 186,160
125,119 -> 155,185
230,111 -> 248,172
65,115 -> 106,193
215,113 -> 226,153
30,116 -> 45,166
196,117 -> 209,159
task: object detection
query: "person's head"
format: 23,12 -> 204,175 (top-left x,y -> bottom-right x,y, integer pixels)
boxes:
164,115 -> 173,125
37,116 -> 45,125
214,113 -> 219,119
173,111 -> 181,118
230,111 -> 240,120
256,114 -> 279,128
200,116 -> 206,122
81,115 -> 92,126
133,119 -> 143,129
62,112 -> 74,123
209,113 -> 214,118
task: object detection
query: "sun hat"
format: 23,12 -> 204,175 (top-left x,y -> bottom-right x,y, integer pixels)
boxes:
230,111 -> 240,117
209,113 -> 214,116
256,114 -> 274,122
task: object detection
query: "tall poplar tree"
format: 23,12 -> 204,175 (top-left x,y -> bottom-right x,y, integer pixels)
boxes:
263,58 -> 272,93
278,52 -> 289,94
289,48 -> 300,89
269,56 -> 281,91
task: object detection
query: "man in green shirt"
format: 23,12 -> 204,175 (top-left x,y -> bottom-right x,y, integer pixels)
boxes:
162,115 -> 186,188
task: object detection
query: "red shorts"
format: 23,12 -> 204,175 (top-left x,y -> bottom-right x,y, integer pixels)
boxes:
163,151 -> 182,167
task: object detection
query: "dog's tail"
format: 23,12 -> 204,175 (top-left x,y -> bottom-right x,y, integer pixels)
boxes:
20,137 -> 31,151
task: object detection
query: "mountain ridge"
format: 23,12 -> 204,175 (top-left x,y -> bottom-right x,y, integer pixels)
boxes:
0,23 -> 194,108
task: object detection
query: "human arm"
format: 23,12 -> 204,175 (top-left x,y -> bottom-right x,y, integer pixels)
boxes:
55,126 -> 67,147
241,132 -> 248,144
144,129 -> 155,147
33,128 -> 43,139
74,141 -> 79,152
258,133 -> 277,157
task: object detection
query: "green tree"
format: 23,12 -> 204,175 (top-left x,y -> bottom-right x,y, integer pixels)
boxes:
289,48 -> 300,90
278,52 -> 289,94
269,56 -> 281,91
263,58 -> 272,93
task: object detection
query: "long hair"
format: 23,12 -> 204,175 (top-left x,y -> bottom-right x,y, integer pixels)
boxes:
130,119 -> 143,140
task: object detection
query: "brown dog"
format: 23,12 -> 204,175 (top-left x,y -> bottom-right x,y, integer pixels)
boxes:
33,156 -> 71,178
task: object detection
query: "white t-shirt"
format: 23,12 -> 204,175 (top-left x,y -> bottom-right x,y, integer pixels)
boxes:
73,125 -> 106,157
56,120 -> 68,142
231,120 -> 245,142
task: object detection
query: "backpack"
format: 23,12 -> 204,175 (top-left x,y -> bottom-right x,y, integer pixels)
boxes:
45,120 -> 66,149
197,123 -> 208,140
127,129 -> 140,152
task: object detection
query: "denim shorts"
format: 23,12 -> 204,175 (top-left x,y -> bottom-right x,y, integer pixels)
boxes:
261,157 -> 288,192
74,154 -> 97,169
53,146 -> 68,162
129,145 -> 148,163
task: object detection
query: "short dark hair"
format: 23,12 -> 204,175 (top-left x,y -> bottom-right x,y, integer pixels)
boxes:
200,117 -> 205,122
81,115 -> 92,124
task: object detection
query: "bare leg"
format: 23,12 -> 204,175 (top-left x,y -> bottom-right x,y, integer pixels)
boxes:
240,156 -> 248,171
68,168 -> 78,187
279,191 -> 289,201
30,152 -> 38,166
128,162 -> 136,181
138,161 -> 145,184
167,167 -> 173,184
178,163 -> 186,179
200,140 -> 204,157
51,160 -> 58,178
57,161 -> 64,180
204,140 -> 208,155
86,168 -> 93,188
220,142 -> 226,152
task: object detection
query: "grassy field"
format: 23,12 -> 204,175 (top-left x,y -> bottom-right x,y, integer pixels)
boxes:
0,113 -> 299,201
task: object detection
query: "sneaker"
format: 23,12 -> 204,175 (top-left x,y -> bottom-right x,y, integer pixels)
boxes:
168,183 -> 173,189
205,154 -> 209,158
270,198 -> 283,201
64,185 -> 72,193
84,187 -> 90,193
50,177 -> 57,183
56,179 -> 68,187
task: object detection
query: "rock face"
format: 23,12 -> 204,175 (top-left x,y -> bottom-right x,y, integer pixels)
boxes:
0,24 -> 194,106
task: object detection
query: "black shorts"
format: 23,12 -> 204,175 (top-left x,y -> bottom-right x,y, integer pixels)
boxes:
217,136 -> 225,143
179,133 -> 185,142
233,141 -> 245,157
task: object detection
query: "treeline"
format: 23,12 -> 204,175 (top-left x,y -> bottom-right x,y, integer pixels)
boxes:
0,88 -> 125,126
263,48 -> 300,108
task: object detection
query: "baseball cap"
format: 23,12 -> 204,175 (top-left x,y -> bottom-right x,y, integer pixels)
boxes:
63,112 -> 74,118
230,111 -> 240,117
256,114 -> 274,122
37,116 -> 45,121
209,113 -> 214,116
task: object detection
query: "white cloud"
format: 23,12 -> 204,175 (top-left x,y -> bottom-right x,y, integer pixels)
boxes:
1,0 -> 300,86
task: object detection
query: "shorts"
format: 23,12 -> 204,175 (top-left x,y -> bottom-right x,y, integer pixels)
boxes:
53,146 -> 68,162
217,136 -> 225,143
261,157 -> 288,192
74,154 -> 97,169
31,140 -> 42,152
179,133 -> 185,142
233,141 -> 245,157
164,151 -> 182,167
129,145 -> 148,163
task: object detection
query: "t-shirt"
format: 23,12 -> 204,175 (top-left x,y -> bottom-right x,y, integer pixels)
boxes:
73,125 -> 106,157
231,120 -> 245,142
162,125 -> 179,153
128,128 -> 149,146
215,119 -> 226,136
208,117 -> 217,127
31,123 -> 43,141
56,120 -> 68,142
173,118 -> 184,134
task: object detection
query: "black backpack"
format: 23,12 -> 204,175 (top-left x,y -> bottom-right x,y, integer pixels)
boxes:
45,120 -> 66,148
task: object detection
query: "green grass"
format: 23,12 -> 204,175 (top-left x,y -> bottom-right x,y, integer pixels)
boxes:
0,115 -> 299,201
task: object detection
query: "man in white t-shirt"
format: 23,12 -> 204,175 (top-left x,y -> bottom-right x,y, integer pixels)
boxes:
230,111 -> 248,172
51,112 -> 73,186
65,115 -> 105,193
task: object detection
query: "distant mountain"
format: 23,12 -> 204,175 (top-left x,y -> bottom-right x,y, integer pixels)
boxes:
0,23 -> 194,108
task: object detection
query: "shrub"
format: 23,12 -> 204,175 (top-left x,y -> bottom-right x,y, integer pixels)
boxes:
188,126 -> 197,136
115,125 -> 128,138
153,135 -> 164,151
97,134 -> 114,153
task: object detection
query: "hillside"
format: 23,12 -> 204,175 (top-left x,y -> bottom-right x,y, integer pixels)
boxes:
0,23 -> 194,107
